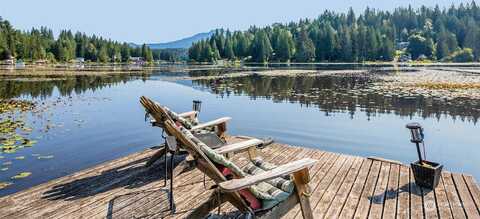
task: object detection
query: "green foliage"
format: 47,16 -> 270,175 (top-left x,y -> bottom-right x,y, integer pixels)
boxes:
97,45 -> 109,62
189,2 -> 480,63
274,29 -> 295,62
444,48 -> 475,62
250,30 -> 273,63
153,48 -> 187,62
407,34 -> 434,60
294,29 -> 315,62
0,17 -> 167,63
141,44 -> 153,62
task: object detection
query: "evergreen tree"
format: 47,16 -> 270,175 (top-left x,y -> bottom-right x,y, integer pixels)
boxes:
275,29 -> 295,62
294,29 -> 316,62
250,31 -> 273,62
224,37 -> 235,60
97,45 -> 109,62
436,27 -> 450,60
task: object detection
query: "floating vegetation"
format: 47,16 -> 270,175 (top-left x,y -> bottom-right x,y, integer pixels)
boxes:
0,99 -> 34,114
0,182 -> 13,189
372,69 -> 480,100
413,82 -> 480,90
23,140 -> 37,147
0,99 -> 39,156
11,172 -> 31,179
0,119 -> 36,154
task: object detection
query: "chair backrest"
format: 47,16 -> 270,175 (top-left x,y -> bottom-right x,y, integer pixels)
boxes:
140,96 -> 176,129
140,96 -> 250,212
162,119 -> 251,212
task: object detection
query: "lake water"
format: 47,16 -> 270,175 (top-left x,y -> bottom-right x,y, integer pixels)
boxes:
0,68 -> 479,196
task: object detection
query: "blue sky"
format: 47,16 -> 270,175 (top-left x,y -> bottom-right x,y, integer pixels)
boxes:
0,0 -> 473,44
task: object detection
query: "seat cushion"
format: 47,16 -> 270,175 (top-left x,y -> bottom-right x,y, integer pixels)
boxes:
162,106 -> 199,129
243,161 -> 294,193
178,126 -> 293,210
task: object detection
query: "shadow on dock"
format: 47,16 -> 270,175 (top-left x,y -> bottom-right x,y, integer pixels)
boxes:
41,154 -> 187,201
369,182 -> 433,204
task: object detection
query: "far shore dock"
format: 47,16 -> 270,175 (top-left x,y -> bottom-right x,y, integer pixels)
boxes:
0,137 -> 479,218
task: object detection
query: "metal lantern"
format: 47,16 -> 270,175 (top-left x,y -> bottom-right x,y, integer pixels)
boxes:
405,122 -> 443,189
193,100 -> 202,112
406,122 -> 424,163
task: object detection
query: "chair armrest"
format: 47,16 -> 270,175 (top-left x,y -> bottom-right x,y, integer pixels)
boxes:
218,158 -> 318,192
191,117 -> 232,130
178,111 -> 198,118
214,139 -> 264,154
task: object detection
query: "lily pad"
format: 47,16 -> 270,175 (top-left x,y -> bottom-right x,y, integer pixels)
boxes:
13,135 -> 23,141
11,172 -> 31,179
22,127 -> 32,132
2,145 -> 15,150
0,182 -> 13,189
2,140 -> 15,145
23,140 -> 37,147
3,149 -> 17,154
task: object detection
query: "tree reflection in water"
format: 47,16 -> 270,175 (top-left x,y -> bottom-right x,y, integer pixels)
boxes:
192,75 -> 480,124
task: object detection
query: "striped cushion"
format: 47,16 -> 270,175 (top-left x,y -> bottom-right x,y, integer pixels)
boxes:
251,157 -> 291,181
243,162 -> 294,193
162,106 -> 199,129
178,126 -> 293,210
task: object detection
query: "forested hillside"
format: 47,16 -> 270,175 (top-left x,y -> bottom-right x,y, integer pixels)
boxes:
189,1 -> 480,63
0,18 -> 154,63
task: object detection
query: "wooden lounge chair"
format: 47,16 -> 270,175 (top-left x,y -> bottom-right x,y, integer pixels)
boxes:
141,96 -> 231,142
140,96 -> 265,166
162,119 -> 317,219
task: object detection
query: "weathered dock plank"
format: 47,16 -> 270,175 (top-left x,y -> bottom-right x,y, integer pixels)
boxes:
397,165 -> 410,219
0,139 -> 478,219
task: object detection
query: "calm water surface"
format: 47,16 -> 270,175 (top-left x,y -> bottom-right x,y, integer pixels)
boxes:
0,69 -> 479,196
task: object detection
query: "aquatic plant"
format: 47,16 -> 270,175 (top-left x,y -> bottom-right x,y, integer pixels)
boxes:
0,181 -> 12,189
413,82 -> 480,90
11,172 -> 31,179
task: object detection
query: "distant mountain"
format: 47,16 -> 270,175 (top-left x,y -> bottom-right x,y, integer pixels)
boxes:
142,31 -> 214,50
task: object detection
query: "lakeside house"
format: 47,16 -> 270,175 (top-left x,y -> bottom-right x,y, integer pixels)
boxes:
399,54 -> 412,62
15,60 -> 25,68
34,59 -> 48,65
73,57 -> 85,69
4,56 -> 15,65
396,41 -> 410,50
129,57 -> 145,65
75,57 -> 85,63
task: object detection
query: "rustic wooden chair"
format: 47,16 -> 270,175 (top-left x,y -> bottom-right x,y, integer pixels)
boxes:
140,96 -> 265,166
162,119 -> 317,219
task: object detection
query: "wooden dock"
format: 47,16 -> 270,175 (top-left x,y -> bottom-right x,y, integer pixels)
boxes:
0,138 -> 479,218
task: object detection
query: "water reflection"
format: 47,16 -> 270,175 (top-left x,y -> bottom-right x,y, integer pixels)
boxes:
192,75 -> 480,124
0,74 -> 148,99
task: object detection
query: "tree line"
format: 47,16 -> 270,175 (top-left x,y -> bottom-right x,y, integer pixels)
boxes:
189,1 -> 480,63
0,17 -> 171,63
